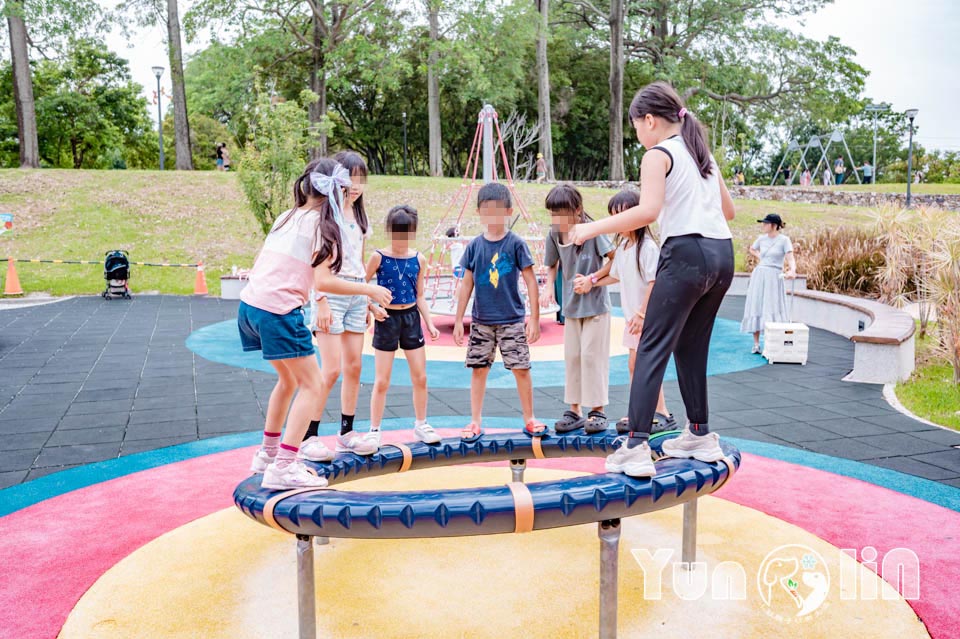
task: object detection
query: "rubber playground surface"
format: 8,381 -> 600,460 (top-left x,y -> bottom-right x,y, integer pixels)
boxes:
1,295 -> 959,638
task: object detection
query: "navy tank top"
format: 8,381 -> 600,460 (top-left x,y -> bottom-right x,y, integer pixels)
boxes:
376,251 -> 419,305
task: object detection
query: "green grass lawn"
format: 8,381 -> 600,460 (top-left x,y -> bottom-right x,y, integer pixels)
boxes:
895,330 -> 960,431
831,182 -> 960,195
0,169 -> 875,295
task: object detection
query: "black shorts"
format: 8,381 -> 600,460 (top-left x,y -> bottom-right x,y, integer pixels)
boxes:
372,306 -> 425,352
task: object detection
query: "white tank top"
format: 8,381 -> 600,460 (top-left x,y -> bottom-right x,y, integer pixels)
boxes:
651,136 -> 732,244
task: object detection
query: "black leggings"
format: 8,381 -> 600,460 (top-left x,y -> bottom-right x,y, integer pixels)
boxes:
627,234 -> 734,437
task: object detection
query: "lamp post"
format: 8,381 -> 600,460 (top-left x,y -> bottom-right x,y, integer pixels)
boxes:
864,103 -> 890,183
905,108 -> 919,208
152,66 -> 165,171
402,111 -> 408,175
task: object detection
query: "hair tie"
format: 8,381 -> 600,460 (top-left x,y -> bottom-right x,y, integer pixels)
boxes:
678,108 -> 688,120
309,163 -> 352,226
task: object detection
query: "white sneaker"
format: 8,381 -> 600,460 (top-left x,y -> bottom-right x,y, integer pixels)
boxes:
336,431 -> 379,456
261,461 -> 328,490
365,429 -> 382,447
661,428 -> 724,462
605,438 -> 656,478
414,422 -> 441,444
250,448 -> 275,474
299,436 -> 336,462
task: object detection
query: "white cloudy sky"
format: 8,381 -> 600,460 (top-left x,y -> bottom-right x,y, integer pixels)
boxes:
106,0 -> 959,152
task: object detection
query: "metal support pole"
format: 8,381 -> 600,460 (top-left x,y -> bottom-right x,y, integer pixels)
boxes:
872,111 -> 879,183
510,459 -> 526,483
906,116 -> 916,208
297,535 -> 316,639
482,104 -> 494,184
155,76 -> 164,171
315,536 -> 329,546
598,519 -> 621,639
682,499 -> 698,566
402,111 -> 408,176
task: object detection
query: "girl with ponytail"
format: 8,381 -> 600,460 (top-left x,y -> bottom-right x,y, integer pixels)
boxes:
239,158 -> 391,490
569,81 -> 737,478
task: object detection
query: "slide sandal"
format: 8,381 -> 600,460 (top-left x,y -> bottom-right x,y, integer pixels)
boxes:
584,410 -> 609,434
460,422 -> 484,443
554,410 -> 586,433
524,418 -> 549,438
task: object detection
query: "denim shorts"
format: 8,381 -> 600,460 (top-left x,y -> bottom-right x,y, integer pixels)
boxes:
238,301 -> 315,361
327,276 -> 369,334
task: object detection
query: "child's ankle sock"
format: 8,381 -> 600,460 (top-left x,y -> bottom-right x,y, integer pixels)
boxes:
275,443 -> 299,468
626,432 -> 649,449
305,420 -> 321,439
261,431 -> 281,457
689,422 -> 710,436
414,419 -> 426,427
340,414 -> 355,436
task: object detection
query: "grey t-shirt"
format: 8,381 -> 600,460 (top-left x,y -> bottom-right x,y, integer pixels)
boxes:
545,229 -> 614,319
751,233 -> 793,270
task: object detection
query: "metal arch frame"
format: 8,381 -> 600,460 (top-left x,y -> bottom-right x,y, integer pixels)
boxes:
236,431 -> 740,639
811,129 -> 863,185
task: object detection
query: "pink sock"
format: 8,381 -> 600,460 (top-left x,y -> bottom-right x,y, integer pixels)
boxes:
275,443 -> 298,468
262,431 -> 281,457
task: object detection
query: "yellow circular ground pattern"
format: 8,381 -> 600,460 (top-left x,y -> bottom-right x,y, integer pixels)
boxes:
60,468 -> 929,639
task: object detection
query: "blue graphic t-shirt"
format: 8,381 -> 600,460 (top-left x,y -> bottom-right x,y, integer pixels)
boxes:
460,231 -> 534,325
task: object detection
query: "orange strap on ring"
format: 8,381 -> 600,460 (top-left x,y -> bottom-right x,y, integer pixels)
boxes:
530,436 -> 545,460
262,486 -> 331,534
387,443 -> 413,472
507,481 -> 535,533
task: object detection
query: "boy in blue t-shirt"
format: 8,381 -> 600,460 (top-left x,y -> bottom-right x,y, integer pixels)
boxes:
453,183 -> 547,441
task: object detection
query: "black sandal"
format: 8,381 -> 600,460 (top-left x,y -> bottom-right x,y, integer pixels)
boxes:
651,412 -> 678,435
554,410 -> 586,433
584,410 -> 608,434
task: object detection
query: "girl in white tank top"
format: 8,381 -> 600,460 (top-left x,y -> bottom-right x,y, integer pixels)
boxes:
569,81 -> 736,478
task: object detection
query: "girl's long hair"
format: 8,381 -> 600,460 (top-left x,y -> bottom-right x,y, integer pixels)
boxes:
333,150 -> 369,235
607,189 -> 656,279
275,157 -> 344,272
629,81 -> 713,179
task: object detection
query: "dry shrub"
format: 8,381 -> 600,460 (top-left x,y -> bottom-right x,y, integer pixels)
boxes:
791,227 -> 886,297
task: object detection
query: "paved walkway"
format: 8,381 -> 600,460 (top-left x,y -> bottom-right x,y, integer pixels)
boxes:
1,295 -> 958,489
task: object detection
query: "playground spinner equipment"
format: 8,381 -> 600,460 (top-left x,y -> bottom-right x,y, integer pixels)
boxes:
234,430 -> 741,639
422,105 -> 558,317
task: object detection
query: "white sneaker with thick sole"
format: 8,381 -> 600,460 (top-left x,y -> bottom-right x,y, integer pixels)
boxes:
605,438 -> 656,478
661,428 -> 724,462
299,436 -> 336,462
250,448 -> 275,474
414,422 -> 441,444
336,431 -> 379,456
365,429 -> 382,447
261,461 -> 328,490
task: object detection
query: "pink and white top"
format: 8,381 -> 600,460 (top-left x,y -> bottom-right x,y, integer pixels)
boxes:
241,208 -> 323,315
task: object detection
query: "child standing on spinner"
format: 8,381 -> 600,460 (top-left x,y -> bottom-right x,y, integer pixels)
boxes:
302,150 -> 381,458
365,205 -> 442,445
576,189 -> 675,434
241,158 -> 391,489
541,184 -> 615,434
453,183 -> 547,441
569,81 -> 736,478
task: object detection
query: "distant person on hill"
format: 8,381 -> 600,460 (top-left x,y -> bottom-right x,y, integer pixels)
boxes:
535,153 -> 546,183
220,143 -> 231,171
822,166 -> 832,186
834,156 -> 845,184
859,161 -> 873,184
215,143 -> 225,171
800,168 -> 812,186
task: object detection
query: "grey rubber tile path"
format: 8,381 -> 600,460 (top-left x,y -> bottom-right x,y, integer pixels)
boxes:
0,294 -> 958,489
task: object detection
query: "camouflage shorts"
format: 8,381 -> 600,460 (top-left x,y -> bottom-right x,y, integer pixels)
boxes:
465,321 -> 531,370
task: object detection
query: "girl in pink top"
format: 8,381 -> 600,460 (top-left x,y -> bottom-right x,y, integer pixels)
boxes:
240,158 -> 391,490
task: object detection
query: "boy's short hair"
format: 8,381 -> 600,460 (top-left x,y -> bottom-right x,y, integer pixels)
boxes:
477,182 -> 511,208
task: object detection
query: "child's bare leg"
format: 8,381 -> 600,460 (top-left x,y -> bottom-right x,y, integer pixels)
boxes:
265,360 -> 297,436
339,331 -> 365,415
309,332 -> 342,437
278,356 -> 327,448
512,368 -> 535,423
369,350 -> 396,430
470,367 -> 490,425
656,387 -> 670,416
406,347 -> 429,423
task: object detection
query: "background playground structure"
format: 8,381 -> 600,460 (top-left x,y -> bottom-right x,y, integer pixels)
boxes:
0,169 -> 877,296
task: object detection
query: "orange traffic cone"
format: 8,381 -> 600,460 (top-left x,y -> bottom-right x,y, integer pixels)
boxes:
194,261 -> 208,296
4,257 -> 23,296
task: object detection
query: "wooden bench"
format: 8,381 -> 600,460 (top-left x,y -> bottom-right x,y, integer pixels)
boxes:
786,290 -> 915,384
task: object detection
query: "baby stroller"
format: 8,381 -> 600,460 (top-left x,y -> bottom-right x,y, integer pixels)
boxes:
102,250 -> 132,299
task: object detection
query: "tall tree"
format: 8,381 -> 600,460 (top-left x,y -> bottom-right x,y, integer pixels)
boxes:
4,1 -> 37,167
607,0 -> 623,180
535,0 -> 554,180
425,0 -> 442,176
122,0 -> 194,169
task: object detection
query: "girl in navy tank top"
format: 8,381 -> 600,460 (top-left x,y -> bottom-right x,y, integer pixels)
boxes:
364,205 -> 442,445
